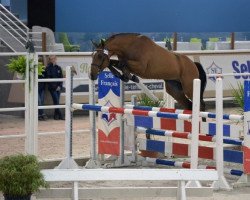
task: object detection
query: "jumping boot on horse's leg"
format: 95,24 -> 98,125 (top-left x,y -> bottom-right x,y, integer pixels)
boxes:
131,74 -> 139,83
109,60 -> 131,82
118,60 -> 134,82
108,65 -> 123,79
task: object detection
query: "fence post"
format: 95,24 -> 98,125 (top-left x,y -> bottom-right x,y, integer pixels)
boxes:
119,81 -> 125,164
230,32 -> 235,50
85,78 -> 101,168
33,53 -> 38,155
173,32 -> 177,51
24,53 -> 30,154
131,95 -> 138,163
212,77 -> 231,190
27,52 -> 37,155
57,66 -> 79,169
186,79 -> 201,187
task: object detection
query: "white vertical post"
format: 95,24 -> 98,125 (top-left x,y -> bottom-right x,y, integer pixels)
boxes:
119,81 -> 125,165
85,78 -> 100,168
163,82 -> 175,108
24,53 -> 30,154
190,79 -> 200,169
177,181 -> 187,200
73,182 -> 79,200
57,66 -> 78,169
186,79 -> 201,188
212,77 -> 231,190
90,79 -> 97,160
33,53 -> 38,155
65,66 -> 72,164
131,95 -> 138,163
27,53 -> 36,155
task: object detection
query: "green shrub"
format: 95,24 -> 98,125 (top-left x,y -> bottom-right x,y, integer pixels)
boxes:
138,93 -> 163,107
0,154 -> 48,197
7,56 -> 45,77
231,82 -> 244,114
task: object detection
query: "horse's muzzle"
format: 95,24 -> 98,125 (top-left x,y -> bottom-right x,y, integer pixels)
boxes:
90,73 -> 98,80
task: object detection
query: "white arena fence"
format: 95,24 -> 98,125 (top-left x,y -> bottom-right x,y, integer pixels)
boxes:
1,50 -> 250,160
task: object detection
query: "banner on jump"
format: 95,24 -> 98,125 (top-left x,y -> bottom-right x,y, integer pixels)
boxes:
98,71 -> 121,155
244,80 -> 250,174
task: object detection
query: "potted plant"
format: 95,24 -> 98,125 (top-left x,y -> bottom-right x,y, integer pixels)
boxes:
0,154 -> 48,200
231,82 -> 244,114
7,56 -> 45,79
137,94 -> 163,158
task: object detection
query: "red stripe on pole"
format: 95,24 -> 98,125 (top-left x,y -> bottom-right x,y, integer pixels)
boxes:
198,146 -> 214,159
159,108 -> 176,113
182,162 -> 191,168
132,110 -> 149,116
243,146 -> 250,174
172,143 -> 189,156
109,107 -> 125,114
183,110 -> 192,132
206,166 -> 216,169
172,132 -> 189,139
199,135 -> 213,142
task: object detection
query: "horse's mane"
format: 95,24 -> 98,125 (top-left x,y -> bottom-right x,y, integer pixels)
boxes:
106,33 -> 140,43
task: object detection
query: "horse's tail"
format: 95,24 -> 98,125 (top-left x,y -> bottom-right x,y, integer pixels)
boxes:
194,62 -> 207,111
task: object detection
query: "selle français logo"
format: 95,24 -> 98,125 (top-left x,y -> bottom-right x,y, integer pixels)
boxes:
101,101 -> 117,125
206,62 -> 222,82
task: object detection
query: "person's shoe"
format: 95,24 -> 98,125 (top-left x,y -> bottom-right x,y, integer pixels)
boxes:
42,114 -> 48,120
54,115 -> 60,120
38,116 -> 45,121
59,116 -> 65,120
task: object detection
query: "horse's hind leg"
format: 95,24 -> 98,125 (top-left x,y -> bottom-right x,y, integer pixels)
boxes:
180,76 -> 206,112
164,80 -> 192,110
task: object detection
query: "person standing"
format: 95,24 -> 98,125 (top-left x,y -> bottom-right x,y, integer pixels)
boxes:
46,55 -> 64,120
38,67 -> 47,120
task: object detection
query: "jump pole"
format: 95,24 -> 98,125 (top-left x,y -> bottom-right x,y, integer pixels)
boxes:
57,66 -> 78,169
135,81 -> 159,102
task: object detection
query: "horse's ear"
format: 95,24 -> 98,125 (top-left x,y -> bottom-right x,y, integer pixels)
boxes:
91,39 -> 99,48
100,39 -> 106,48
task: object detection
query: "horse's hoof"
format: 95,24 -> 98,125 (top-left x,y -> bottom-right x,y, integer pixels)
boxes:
132,75 -> 139,83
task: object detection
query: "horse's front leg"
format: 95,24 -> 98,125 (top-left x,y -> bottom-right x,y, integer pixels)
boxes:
119,60 -> 139,83
108,59 -> 129,82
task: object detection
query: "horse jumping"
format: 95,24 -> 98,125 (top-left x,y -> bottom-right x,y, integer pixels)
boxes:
90,33 -> 207,111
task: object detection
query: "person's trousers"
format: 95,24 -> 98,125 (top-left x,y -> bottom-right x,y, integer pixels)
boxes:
38,88 -> 45,116
49,90 -> 62,117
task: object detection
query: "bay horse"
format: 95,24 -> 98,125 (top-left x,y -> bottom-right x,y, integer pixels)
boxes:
90,33 -> 207,111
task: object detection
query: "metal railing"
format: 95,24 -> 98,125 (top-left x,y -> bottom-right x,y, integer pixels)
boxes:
0,4 -> 29,33
0,52 -> 92,160
0,3 -> 43,52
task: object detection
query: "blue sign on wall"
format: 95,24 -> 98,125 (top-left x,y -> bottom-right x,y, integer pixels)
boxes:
56,0 -> 250,32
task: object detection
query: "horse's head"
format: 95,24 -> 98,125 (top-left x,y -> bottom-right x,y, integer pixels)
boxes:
90,49 -> 110,80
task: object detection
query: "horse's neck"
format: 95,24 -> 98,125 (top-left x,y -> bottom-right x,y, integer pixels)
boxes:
106,37 -> 137,56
